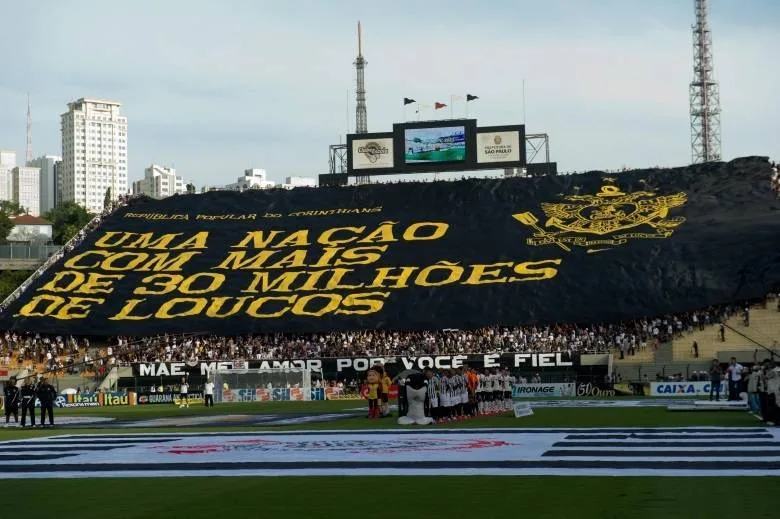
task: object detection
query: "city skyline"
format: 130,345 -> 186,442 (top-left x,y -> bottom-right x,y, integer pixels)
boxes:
0,0 -> 777,187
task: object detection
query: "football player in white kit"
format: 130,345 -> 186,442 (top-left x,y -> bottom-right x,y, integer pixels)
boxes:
423,367 -> 440,422
502,369 -> 515,411
439,370 -> 452,421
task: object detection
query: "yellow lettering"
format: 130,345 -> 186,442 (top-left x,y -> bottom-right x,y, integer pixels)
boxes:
310,247 -> 343,268
317,226 -> 365,246
64,250 -> 109,269
232,231 -> 282,249
94,231 -> 131,248
122,232 -> 185,249
39,271 -> 85,292
173,232 -> 209,250
136,252 -> 200,272
135,274 -> 184,296
335,292 -> 391,315
215,250 -> 278,270
54,297 -> 105,319
205,297 -> 253,318
415,261 -> 464,287
242,271 -> 303,294
274,230 -> 310,249
75,273 -> 125,294
246,296 -> 295,318
509,259 -> 562,282
108,299 -> 153,321
462,262 -> 513,285
324,268 -> 365,290
15,294 -> 65,317
358,221 -> 398,244
368,267 -> 419,289
291,293 -> 341,317
335,246 -> 387,266
267,249 -> 308,269
155,298 -> 208,319
402,222 -> 449,241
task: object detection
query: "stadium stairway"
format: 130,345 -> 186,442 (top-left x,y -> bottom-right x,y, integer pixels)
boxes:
672,306 -> 780,362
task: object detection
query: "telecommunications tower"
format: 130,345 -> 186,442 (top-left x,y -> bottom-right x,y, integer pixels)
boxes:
354,21 -> 369,184
689,0 -> 721,164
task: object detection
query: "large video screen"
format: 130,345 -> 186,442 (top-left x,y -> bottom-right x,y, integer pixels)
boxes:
404,126 -> 466,164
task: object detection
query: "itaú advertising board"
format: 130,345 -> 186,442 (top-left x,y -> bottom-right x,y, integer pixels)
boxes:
649,381 -> 729,397
512,383 -> 576,398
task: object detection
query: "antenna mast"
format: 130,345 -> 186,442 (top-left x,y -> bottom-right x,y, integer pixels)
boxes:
354,21 -> 369,184
26,93 -> 33,165
689,0 -> 721,164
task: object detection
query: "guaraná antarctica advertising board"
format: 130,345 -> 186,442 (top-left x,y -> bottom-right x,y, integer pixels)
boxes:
2,156 -> 779,336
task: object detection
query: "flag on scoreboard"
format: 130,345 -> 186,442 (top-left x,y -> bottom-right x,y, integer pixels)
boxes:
403,97 -> 416,105
434,102 -> 447,110
466,94 -> 479,102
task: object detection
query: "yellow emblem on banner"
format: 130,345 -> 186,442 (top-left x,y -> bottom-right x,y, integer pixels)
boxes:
513,179 -> 687,253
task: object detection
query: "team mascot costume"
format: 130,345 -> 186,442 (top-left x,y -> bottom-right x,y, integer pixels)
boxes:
397,373 -> 434,425
365,367 -> 381,419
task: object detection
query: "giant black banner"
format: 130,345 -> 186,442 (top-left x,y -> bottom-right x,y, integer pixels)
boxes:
129,353 -> 579,380
3,156 -> 779,335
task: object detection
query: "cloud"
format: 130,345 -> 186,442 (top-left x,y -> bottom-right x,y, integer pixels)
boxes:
0,0 -> 776,187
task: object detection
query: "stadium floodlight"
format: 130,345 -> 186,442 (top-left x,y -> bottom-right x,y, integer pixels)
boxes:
212,367 -> 313,403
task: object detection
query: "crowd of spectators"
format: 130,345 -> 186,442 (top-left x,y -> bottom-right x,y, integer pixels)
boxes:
0,302 -> 754,379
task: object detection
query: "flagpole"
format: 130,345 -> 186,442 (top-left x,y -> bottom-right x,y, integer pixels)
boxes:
522,79 -> 526,125
449,95 -> 453,120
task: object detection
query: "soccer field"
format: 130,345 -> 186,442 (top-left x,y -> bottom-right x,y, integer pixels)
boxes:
0,400 -> 778,519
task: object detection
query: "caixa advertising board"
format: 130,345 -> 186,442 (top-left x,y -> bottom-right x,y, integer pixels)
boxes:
649,381 -> 729,397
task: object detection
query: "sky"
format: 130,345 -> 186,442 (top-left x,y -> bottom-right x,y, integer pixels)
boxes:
0,0 -> 777,187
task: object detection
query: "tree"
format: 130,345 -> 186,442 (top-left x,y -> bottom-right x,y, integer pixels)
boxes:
0,200 -> 26,217
103,187 -> 112,211
0,270 -> 34,301
45,202 -> 92,245
0,212 -> 13,244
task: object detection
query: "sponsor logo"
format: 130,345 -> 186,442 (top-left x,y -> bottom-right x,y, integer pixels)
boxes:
357,142 -> 390,163
576,383 -> 616,397
514,180 -> 687,253
158,437 -> 513,456
516,386 -> 554,393
652,382 -> 726,396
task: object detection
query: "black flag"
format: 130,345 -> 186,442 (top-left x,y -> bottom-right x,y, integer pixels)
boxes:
403,97 -> 416,105
466,94 -> 479,102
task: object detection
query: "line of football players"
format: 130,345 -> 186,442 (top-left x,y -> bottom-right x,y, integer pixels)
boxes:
423,366 -> 515,423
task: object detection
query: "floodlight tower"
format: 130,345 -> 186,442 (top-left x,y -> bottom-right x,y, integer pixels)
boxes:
689,0 -> 721,164
354,22 -> 370,184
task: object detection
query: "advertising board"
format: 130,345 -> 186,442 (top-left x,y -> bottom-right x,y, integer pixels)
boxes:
649,381 -> 729,397
512,383 -> 576,398
476,130 -> 522,163
351,137 -> 394,170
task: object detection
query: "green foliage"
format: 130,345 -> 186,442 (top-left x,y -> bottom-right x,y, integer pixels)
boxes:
45,202 -> 93,245
0,270 -> 33,301
103,188 -> 112,211
0,200 -> 26,216
0,212 -> 13,245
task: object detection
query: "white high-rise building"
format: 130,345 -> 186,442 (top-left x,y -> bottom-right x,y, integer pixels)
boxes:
225,169 -> 275,191
281,176 -> 317,189
0,150 -> 15,202
132,164 -> 185,199
60,98 -> 128,214
12,166 -> 41,216
27,155 -> 61,214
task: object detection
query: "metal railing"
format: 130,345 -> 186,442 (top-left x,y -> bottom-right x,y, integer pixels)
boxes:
0,243 -> 62,260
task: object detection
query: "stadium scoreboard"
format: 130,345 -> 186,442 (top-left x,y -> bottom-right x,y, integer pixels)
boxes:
346,119 -> 526,176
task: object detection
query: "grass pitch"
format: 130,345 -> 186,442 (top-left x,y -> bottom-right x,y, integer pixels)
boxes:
0,400 -> 777,519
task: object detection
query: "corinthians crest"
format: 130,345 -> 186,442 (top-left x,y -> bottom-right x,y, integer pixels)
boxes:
513,179 -> 687,253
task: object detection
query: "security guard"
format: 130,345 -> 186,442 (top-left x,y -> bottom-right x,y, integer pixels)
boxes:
20,377 -> 36,427
37,377 -> 57,427
3,377 -> 20,425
